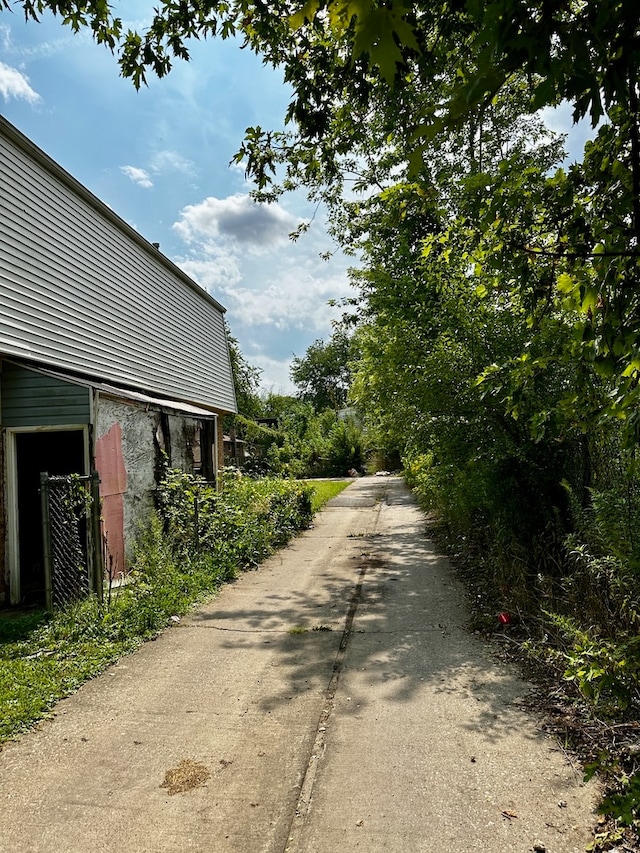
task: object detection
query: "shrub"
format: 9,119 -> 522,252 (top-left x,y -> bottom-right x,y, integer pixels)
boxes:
155,467 -> 313,568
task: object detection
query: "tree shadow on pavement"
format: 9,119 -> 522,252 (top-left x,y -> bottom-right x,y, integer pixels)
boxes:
190,477 -> 545,748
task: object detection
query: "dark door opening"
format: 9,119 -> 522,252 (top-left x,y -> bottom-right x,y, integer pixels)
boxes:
15,430 -> 86,604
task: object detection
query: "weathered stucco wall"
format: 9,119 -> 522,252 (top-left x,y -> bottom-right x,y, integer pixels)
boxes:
94,394 -> 210,576
95,395 -> 160,577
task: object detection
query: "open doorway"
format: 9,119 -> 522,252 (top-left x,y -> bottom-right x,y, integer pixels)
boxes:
13,430 -> 87,605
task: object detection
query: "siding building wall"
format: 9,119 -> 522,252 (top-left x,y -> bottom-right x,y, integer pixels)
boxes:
0,116 -> 237,606
0,116 -> 237,414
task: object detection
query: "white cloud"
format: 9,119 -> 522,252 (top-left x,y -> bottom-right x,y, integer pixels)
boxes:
1,21 -> 92,61
0,24 -> 11,53
174,224 -> 352,334
252,353 -> 297,395
0,61 -> 40,103
150,149 -> 196,176
177,250 -> 243,289
120,165 -> 153,189
171,192 -> 354,390
173,193 -> 298,249
218,267 -> 350,332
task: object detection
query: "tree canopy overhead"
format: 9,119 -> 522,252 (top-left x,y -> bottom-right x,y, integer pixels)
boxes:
7,2 -> 638,135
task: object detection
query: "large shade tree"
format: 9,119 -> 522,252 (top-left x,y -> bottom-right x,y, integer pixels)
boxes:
9,2 -> 638,126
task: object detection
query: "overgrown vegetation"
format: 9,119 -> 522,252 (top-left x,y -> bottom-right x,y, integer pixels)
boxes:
237,400 -> 366,478
225,330 -> 370,478
0,472 -> 347,745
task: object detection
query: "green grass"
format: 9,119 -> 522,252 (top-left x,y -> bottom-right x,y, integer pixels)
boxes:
0,601 -> 141,742
307,479 -> 352,512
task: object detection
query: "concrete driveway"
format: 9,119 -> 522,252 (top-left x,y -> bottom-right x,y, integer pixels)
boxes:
0,476 -> 596,852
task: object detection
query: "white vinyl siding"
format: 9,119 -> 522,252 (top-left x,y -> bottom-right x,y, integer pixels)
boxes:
0,118 -> 237,414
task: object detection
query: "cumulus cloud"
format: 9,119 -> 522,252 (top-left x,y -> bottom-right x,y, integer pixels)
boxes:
120,165 -> 153,189
218,268 -> 349,332
173,193 -> 298,249
150,149 -> 196,176
172,193 -> 352,328
172,192 -> 354,391
173,216 -> 351,333
177,249 -> 243,290
0,61 -> 40,103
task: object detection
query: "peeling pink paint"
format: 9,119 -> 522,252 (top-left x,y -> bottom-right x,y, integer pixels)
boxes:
95,422 -> 127,579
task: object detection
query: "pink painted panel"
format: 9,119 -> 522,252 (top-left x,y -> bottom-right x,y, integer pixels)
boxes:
95,422 -> 127,496
95,423 -> 127,578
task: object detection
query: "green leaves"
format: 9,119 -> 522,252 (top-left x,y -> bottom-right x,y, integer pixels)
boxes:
350,4 -> 419,82
289,0 -> 321,29
290,329 -> 352,412
290,0 -> 420,82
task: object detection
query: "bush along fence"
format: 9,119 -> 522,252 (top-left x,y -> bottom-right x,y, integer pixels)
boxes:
105,467 -> 314,638
156,467 -> 313,569
0,469 -> 314,743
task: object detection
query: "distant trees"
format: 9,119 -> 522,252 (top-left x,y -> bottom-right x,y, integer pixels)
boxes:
226,331 -> 263,420
290,329 -> 352,412
225,333 -> 363,476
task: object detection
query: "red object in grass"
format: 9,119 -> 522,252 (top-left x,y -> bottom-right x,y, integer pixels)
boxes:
498,612 -> 511,625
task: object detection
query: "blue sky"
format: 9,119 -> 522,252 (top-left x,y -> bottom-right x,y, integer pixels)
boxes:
0,3 -> 354,394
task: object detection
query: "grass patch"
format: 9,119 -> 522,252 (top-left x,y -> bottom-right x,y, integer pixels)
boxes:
0,598 -> 141,742
307,479 -> 352,512
0,609 -> 48,644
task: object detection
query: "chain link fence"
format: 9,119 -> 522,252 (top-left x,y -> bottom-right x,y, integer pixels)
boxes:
40,472 -> 103,611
